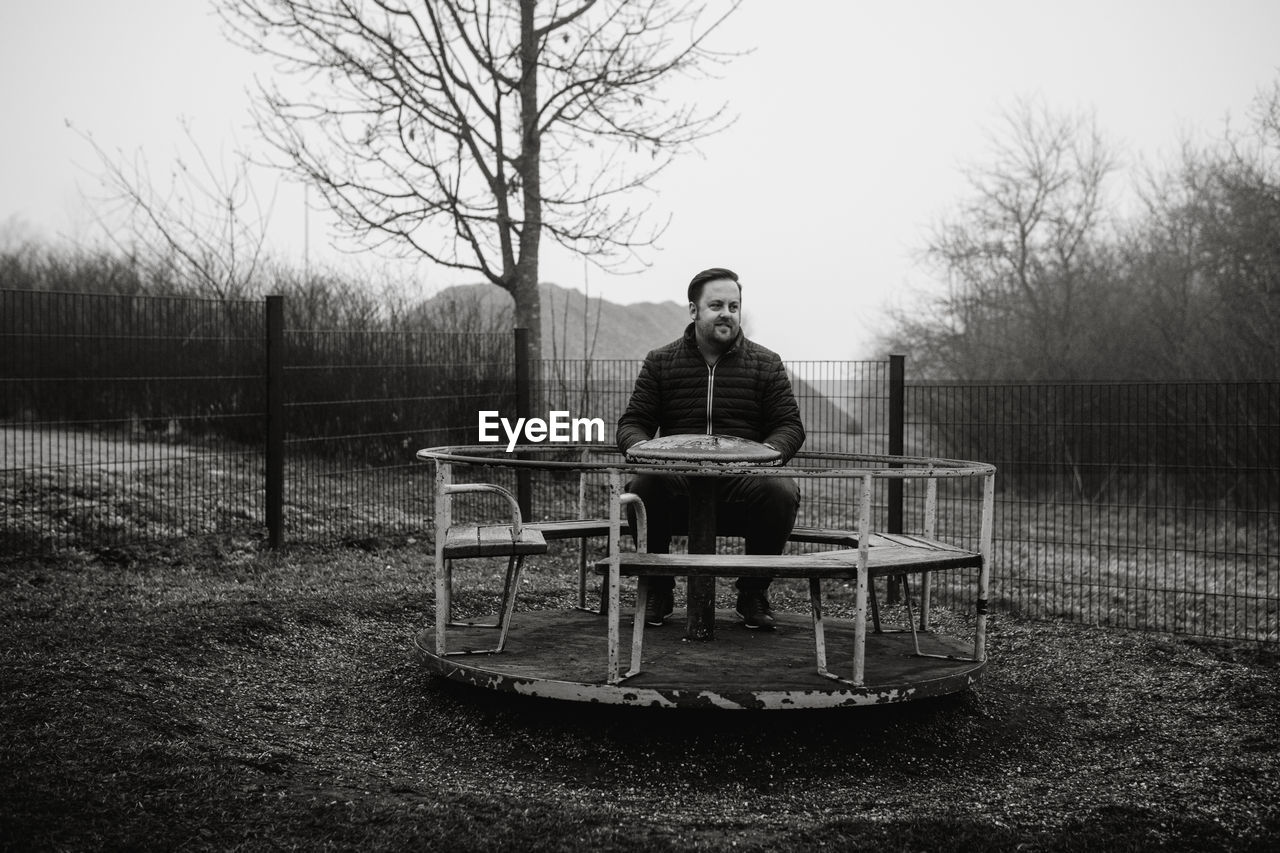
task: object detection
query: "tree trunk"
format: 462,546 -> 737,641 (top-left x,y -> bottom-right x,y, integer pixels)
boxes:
516,0 -> 543,362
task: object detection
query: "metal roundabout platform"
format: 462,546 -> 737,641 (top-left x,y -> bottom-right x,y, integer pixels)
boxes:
414,608 -> 985,710
414,442 -> 996,711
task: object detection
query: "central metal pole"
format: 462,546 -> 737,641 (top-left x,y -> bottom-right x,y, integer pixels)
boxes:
685,476 -> 717,640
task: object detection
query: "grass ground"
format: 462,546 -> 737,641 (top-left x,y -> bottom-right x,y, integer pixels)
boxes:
2,535 -> 1278,851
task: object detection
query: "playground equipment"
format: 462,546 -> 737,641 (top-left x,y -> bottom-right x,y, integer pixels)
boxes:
415,439 -> 995,710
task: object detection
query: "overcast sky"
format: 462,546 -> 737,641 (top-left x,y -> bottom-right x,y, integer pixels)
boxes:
3,1 -> 1279,359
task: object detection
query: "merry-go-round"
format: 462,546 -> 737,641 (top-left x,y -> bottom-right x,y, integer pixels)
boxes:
414,436 -> 995,710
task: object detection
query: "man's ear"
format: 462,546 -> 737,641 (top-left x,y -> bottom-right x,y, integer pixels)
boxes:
688,302 -> 697,320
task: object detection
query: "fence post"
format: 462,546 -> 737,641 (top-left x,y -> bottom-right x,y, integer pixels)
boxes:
266,295 -> 284,549
886,353 -> 905,603
514,327 -> 532,520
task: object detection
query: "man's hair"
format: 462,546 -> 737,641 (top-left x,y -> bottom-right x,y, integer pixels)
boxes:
687,267 -> 741,304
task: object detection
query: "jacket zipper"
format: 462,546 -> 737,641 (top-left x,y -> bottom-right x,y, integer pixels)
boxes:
705,361 -> 717,434
698,335 -> 736,435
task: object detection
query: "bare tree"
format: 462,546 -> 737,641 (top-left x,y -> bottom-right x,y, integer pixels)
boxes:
546,269 -> 605,415
1124,139 -> 1221,378
1125,78 -> 1280,381
891,99 -> 1117,379
219,0 -> 741,358
1189,81 -> 1280,377
77,121 -> 276,300
885,82 -> 1280,383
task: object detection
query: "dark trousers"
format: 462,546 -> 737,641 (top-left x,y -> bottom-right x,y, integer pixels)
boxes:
625,473 -> 801,593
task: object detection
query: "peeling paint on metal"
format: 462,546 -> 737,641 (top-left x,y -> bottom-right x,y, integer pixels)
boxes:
414,632 -> 984,710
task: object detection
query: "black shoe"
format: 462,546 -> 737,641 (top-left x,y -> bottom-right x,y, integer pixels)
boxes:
736,590 -> 776,630
645,588 -> 675,626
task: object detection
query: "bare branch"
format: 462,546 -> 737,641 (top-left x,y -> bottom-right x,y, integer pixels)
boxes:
74,120 -> 276,299
218,0 -> 743,354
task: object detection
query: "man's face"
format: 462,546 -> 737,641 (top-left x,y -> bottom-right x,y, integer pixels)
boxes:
690,279 -> 741,351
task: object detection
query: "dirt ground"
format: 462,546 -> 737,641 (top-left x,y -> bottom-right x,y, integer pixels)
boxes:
2,538 -> 1278,851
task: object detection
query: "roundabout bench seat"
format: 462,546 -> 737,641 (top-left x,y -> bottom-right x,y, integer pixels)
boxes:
594,532 -> 983,685
530,517 -> 860,613
527,518 -> 632,611
443,523 -> 547,559
571,524 -> 894,628
436,483 -> 549,656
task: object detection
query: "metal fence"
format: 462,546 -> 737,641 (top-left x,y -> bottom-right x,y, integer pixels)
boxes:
0,290 -> 513,553
3,289 -> 1277,643
1,290 -> 268,553
276,306 -> 514,546
908,381 -> 1279,643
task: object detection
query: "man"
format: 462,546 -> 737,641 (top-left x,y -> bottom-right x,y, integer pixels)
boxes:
616,267 -> 805,629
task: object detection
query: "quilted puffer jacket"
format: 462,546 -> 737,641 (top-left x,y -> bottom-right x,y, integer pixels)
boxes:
616,324 -> 806,461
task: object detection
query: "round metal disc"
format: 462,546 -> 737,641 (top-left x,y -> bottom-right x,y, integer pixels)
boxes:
625,434 -> 783,465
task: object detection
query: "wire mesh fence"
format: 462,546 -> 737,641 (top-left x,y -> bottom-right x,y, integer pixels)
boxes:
1,290 -> 267,553
0,289 -> 513,553
909,381 -> 1280,642
3,288 -> 1277,643
280,326 -> 513,545
787,359 -> 896,531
